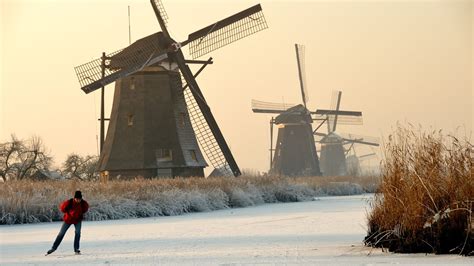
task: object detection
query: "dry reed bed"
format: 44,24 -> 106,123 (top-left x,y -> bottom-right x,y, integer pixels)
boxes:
0,175 -> 378,225
364,126 -> 473,255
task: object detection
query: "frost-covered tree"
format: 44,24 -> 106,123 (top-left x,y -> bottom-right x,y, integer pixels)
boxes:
62,153 -> 99,180
0,135 -> 52,181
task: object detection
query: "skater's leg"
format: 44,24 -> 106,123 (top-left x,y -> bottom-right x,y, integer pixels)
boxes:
51,222 -> 71,250
73,221 -> 82,252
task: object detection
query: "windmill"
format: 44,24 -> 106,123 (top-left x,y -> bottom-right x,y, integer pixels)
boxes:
344,138 -> 379,176
313,91 -> 379,176
74,0 -> 268,178
251,44 -> 321,176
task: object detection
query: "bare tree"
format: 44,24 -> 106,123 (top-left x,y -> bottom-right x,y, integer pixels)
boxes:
62,153 -> 99,180
0,135 -> 52,181
0,135 -> 21,181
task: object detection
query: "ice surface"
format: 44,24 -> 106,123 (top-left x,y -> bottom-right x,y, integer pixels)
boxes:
1,195 -> 471,265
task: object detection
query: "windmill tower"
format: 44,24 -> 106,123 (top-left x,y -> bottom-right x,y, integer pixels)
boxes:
313,91 -> 379,176
74,1 -> 268,178
252,44 -> 320,176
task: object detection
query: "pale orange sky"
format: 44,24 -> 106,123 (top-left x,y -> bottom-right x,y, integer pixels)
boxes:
1,0 -> 472,173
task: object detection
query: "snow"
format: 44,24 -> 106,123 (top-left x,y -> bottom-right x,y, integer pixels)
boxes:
1,194 -> 471,265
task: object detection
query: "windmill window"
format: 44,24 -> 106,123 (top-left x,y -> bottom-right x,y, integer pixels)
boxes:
156,149 -> 173,162
130,77 -> 136,90
127,114 -> 134,126
189,150 -> 198,162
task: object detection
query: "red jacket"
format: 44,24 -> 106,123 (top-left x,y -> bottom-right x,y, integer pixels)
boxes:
60,198 -> 89,224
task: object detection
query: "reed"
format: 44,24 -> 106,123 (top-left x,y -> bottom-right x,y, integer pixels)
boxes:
364,125 -> 473,255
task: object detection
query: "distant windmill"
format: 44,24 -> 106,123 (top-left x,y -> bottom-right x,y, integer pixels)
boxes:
345,140 -> 379,176
74,0 -> 268,178
251,44 -> 321,176
314,91 -> 379,176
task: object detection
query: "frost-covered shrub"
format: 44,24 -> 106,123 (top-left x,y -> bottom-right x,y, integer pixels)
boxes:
228,187 -> 255,207
154,189 -> 189,216
323,182 -> 364,196
274,183 -> 315,202
185,190 -> 211,212
134,201 -> 163,217
244,183 -> 265,205
0,212 -> 16,224
0,174 -> 374,225
205,188 -> 229,210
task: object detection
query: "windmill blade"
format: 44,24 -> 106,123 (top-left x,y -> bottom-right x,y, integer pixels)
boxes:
313,109 -> 362,116
151,0 -> 169,25
329,115 -> 363,125
313,109 -> 363,125
326,90 -> 341,133
150,0 -> 170,38
295,44 -> 309,107
340,133 -> 380,146
174,52 -> 241,177
329,90 -> 340,110
332,91 -> 342,132
74,32 -> 169,94
342,138 -> 379,146
251,99 -> 297,114
185,4 -> 268,59
182,85 -> 236,177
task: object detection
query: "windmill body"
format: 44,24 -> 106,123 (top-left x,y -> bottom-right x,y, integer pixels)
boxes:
271,105 -> 320,176
75,1 -> 268,178
98,66 -> 207,178
319,133 -> 346,176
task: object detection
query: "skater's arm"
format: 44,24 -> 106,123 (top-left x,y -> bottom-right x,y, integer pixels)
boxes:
82,200 -> 89,213
59,199 -> 71,213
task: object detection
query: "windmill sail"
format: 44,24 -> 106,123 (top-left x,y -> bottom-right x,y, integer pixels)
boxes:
170,4 -> 268,177
151,0 -> 169,25
176,54 -> 240,177
251,99 -> 297,114
295,44 -> 309,107
182,83 -> 234,177
150,0 -> 171,38
339,133 -> 380,146
186,4 -> 268,59
74,32 -> 170,94
332,91 -> 342,132
313,109 -> 363,125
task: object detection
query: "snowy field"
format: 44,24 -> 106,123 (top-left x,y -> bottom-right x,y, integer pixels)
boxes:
1,194 -> 471,265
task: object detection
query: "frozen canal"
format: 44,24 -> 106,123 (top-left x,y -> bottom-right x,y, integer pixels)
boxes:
1,194 -> 471,265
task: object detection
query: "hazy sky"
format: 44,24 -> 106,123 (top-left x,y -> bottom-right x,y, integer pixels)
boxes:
1,0 -> 472,173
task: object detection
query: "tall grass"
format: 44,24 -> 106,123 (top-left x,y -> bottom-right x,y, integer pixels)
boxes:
0,175 -> 379,225
365,126 -> 473,255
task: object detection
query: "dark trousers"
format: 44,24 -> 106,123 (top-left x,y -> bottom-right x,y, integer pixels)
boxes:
51,221 -> 82,251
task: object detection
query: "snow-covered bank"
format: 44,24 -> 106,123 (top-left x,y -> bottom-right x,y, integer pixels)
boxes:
1,194 -> 471,265
1,176 -> 377,225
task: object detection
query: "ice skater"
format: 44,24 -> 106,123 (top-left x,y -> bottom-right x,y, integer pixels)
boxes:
46,190 -> 89,255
